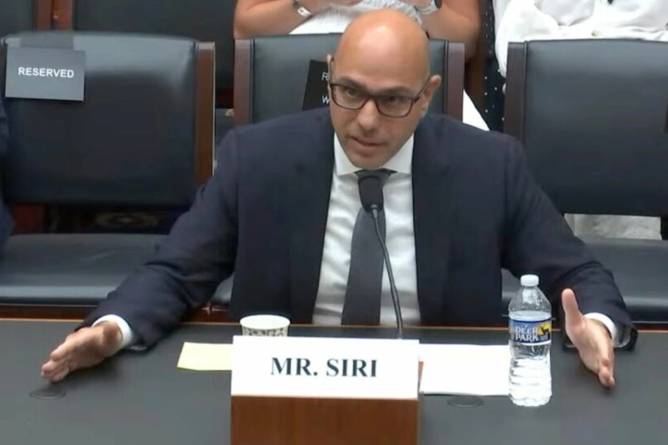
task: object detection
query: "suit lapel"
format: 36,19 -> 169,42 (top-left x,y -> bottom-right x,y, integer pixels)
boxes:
288,111 -> 335,322
412,117 -> 453,324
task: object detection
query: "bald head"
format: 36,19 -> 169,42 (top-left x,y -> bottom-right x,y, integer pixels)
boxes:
327,9 -> 441,170
335,9 -> 430,80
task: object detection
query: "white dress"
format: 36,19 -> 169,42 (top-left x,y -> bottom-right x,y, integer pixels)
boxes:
290,0 -> 490,130
494,0 -> 668,76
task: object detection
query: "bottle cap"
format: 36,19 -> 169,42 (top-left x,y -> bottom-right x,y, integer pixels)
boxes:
520,274 -> 539,287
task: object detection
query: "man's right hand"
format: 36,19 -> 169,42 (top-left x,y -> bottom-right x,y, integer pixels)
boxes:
41,321 -> 123,382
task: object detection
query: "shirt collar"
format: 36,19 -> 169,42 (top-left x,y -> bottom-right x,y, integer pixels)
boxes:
334,133 -> 413,177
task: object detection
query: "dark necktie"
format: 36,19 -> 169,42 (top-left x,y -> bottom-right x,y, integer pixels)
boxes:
342,169 -> 392,325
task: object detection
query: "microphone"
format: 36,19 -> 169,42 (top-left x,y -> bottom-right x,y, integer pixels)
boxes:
358,173 -> 404,339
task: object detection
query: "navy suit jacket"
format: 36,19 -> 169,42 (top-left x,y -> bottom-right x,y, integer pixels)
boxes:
86,109 -> 631,346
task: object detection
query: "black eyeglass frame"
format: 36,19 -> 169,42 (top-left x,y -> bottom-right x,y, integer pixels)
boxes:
327,58 -> 431,118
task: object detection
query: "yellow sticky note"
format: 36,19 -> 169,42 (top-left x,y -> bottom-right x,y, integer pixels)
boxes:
177,342 -> 233,371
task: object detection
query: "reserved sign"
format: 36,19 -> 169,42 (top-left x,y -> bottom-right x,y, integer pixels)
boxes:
231,336 -> 419,400
5,47 -> 85,101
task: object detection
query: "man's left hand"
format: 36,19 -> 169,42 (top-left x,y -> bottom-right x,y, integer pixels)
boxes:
561,288 -> 615,388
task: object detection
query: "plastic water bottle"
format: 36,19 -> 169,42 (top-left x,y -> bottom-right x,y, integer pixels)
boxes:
508,274 -> 552,407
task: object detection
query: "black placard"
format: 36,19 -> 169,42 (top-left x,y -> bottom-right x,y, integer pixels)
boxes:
302,59 -> 330,111
5,47 -> 85,102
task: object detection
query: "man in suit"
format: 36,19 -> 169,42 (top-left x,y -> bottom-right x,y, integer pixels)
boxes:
42,9 -> 631,388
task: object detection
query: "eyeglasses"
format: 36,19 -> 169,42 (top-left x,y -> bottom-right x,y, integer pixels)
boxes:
328,80 -> 430,118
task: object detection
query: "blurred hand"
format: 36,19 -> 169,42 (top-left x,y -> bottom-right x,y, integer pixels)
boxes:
301,0 -> 362,12
562,288 -> 615,388
41,321 -> 123,382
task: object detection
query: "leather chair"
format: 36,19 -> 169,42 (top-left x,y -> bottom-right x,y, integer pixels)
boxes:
0,0 -> 51,37
52,0 -> 234,107
234,35 -> 465,125
503,39 -> 668,326
0,32 -> 214,315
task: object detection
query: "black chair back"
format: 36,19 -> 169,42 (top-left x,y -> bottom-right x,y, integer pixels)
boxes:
1,32 -> 213,207
57,0 -> 234,104
234,35 -> 465,125
0,0 -> 51,37
504,39 -> 668,217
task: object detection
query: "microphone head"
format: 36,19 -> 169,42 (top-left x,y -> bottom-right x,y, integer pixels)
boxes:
357,172 -> 384,212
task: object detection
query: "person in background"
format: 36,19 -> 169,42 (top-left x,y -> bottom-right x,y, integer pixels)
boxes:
234,0 -> 489,130
494,0 -> 668,77
235,0 -> 480,57
493,0 -> 668,240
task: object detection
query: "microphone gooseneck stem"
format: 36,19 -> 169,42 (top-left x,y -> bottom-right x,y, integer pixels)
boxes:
371,206 -> 403,339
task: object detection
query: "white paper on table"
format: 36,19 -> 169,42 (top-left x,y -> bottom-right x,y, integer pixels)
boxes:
418,344 -> 510,396
177,342 -> 232,371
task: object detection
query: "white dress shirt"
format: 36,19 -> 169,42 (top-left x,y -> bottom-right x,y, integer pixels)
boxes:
313,134 -> 419,325
99,133 -> 622,348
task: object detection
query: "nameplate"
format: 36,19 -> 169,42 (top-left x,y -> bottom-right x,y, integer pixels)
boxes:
302,59 -> 329,111
231,336 -> 419,400
5,47 -> 85,101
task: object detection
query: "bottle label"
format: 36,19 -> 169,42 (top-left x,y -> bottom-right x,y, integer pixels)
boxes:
509,318 -> 551,345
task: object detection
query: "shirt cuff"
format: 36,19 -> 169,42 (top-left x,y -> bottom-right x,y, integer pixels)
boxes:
584,312 -> 629,347
93,315 -> 139,350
